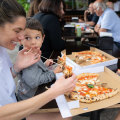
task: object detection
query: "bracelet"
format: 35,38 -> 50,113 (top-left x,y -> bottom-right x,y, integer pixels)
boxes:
11,65 -> 18,76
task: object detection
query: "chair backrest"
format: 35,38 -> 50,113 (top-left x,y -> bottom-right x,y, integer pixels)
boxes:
97,36 -> 114,55
97,36 -> 114,50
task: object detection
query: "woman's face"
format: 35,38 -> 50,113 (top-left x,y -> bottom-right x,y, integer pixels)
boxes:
88,4 -> 94,14
59,2 -> 65,18
0,16 -> 26,50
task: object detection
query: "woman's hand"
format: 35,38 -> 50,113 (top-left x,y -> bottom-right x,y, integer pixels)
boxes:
52,74 -> 77,96
84,10 -> 90,14
14,48 -> 41,72
44,59 -> 53,67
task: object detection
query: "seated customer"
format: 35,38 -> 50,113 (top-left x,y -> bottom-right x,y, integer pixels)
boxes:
107,0 -> 120,12
106,0 -> 114,10
114,0 -> 120,11
79,3 -> 99,26
27,0 -> 42,17
33,0 -> 65,61
94,1 -> 120,48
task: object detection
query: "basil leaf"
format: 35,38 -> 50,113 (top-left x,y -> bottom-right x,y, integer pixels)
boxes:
87,84 -> 94,88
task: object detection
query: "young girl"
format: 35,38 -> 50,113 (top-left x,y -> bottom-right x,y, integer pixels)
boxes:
17,18 -> 62,101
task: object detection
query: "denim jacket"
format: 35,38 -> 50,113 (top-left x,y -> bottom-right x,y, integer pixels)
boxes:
16,60 -> 56,100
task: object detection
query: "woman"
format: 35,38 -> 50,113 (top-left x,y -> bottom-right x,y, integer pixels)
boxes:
27,0 -> 42,17
79,3 -> 99,26
106,0 -> 120,11
0,0 -> 76,120
33,0 -> 65,61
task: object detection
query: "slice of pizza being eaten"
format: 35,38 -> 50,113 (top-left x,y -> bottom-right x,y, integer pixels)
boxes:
57,54 -> 66,69
63,65 -> 73,78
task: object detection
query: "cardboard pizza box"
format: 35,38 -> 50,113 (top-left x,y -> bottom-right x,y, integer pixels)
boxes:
66,47 -> 118,70
56,66 -> 120,118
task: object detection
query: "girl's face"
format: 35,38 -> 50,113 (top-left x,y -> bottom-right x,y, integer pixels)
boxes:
22,28 -> 44,50
0,16 -> 26,50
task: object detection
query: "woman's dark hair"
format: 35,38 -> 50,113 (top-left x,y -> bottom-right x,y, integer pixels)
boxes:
27,0 -> 42,17
0,0 -> 26,26
38,0 -> 64,17
26,18 -> 44,36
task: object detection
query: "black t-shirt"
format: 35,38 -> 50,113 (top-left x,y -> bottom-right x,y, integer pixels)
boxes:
87,13 -> 99,25
33,12 -> 65,61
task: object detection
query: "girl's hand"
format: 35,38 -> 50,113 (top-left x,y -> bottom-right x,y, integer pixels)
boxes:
14,48 -> 41,72
44,59 -> 53,67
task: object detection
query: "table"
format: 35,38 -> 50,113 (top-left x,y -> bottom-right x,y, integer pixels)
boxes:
63,31 -> 98,40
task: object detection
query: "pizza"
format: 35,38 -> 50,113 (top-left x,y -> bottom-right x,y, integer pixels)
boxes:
69,84 -> 119,103
77,73 -> 100,85
63,65 -> 73,78
65,72 -> 119,103
73,51 -> 106,65
57,54 -> 73,78
57,54 -> 66,69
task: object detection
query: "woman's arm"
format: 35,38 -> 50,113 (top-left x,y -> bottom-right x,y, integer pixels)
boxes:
84,10 -> 89,22
85,21 -> 95,26
0,89 -> 55,120
0,74 -> 77,120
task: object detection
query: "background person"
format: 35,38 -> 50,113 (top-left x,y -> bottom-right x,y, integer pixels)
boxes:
106,0 -> 114,10
79,3 -> 99,26
33,0 -> 65,61
0,0 -> 77,120
114,0 -> 120,11
27,0 -> 42,17
106,0 -> 120,11
94,1 -> 120,48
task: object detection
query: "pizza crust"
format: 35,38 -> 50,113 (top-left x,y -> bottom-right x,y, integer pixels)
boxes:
68,88 -> 119,103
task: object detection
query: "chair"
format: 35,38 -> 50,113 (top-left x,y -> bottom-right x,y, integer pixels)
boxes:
97,36 -> 114,55
82,36 -> 114,55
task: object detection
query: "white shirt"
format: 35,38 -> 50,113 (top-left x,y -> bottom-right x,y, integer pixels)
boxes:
0,46 -> 17,106
97,8 -> 120,43
114,1 -> 120,11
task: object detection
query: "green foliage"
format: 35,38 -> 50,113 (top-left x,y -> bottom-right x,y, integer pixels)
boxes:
17,0 -> 30,13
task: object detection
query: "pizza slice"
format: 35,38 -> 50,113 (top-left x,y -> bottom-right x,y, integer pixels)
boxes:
69,84 -> 119,103
91,54 -> 106,64
72,51 -> 107,65
57,54 -> 66,69
77,73 -> 100,85
63,65 -> 73,78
